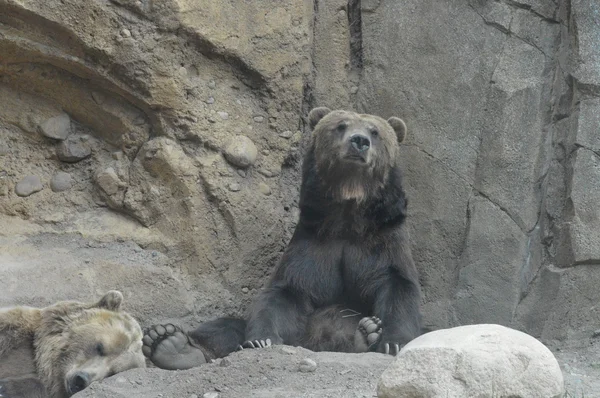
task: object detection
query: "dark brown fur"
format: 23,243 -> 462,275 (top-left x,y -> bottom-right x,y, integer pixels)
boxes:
243,107 -> 421,354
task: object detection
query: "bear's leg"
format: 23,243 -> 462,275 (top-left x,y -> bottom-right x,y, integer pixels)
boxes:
300,306 -> 382,353
300,305 -> 358,352
243,286 -> 310,349
187,318 -> 246,358
142,324 -> 207,370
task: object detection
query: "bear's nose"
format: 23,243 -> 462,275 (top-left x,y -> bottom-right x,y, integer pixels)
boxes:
350,134 -> 371,152
68,371 -> 91,393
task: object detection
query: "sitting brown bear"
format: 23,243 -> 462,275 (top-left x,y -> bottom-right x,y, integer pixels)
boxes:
0,291 -> 145,398
141,107 -> 421,370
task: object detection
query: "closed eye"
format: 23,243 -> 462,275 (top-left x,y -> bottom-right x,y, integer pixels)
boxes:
96,343 -> 105,356
370,128 -> 379,137
336,122 -> 348,132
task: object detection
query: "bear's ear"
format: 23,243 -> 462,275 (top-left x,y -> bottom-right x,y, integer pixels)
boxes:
387,117 -> 407,143
308,107 -> 332,130
96,290 -> 123,311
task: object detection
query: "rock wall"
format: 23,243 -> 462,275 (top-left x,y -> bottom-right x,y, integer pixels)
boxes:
1,0 -> 598,345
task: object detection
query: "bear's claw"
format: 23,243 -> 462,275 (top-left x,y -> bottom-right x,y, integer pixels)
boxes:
237,339 -> 272,351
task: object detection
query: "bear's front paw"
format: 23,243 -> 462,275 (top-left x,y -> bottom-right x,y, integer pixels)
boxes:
237,339 -> 272,351
97,290 -> 123,311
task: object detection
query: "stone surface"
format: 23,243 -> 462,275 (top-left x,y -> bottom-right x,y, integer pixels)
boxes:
56,136 -> 92,162
73,346 -> 392,398
50,171 -> 72,192
454,195 -> 528,325
377,325 -> 564,398
568,149 -> 600,264
38,112 -> 71,140
15,175 -> 43,197
223,135 -> 258,168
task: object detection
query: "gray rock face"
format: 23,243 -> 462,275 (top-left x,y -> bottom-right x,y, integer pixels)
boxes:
15,175 -> 43,197
568,149 -> 600,264
352,0 -> 600,346
50,172 -> 72,192
378,325 -> 564,398
39,112 -> 71,140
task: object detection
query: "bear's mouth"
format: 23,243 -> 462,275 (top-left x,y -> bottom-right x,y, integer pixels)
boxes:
343,154 -> 367,163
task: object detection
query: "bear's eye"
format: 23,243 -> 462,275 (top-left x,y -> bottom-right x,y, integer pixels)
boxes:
96,343 -> 105,356
336,122 -> 348,132
370,128 -> 379,137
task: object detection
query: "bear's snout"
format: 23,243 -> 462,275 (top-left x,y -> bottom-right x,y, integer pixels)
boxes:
349,134 -> 371,153
67,371 -> 90,394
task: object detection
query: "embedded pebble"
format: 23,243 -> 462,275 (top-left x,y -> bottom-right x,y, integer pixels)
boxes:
262,149 -> 270,156
96,167 -> 122,195
279,130 -> 293,139
190,395 -> 198,398
50,172 -> 72,192
298,358 -> 317,373
228,183 -> 241,192
39,113 -> 71,140
281,347 -> 297,355
258,182 -> 271,196
253,116 -> 264,123
121,28 -> 131,38
242,287 -> 249,293
208,80 -> 216,89
219,358 -> 232,367
57,136 -> 91,163
237,169 -> 247,178
15,175 -> 43,197
223,135 -> 258,168
203,393 -> 219,398
206,97 -> 215,104
218,112 -> 229,120
350,86 -> 359,94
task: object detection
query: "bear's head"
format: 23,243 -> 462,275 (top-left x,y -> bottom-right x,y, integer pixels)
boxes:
34,291 -> 145,397
308,107 -> 407,202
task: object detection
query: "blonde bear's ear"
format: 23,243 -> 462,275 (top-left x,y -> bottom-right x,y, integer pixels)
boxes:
387,117 -> 407,143
308,107 -> 332,130
96,290 -> 123,311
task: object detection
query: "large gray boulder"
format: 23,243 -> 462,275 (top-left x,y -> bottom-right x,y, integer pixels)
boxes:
377,324 -> 564,398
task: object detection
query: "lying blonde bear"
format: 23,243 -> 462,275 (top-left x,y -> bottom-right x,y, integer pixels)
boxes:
0,291 -> 145,398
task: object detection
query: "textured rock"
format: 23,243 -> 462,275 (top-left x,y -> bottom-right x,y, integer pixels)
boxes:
50,171 -> 72,192
223,135 -> 258,168
377,325 -> 564,398
39,112 -> 71,140
15,175 -> 43,197
567,149 -> 600,264
454,195 -> 528,325
56,136 -> 92,162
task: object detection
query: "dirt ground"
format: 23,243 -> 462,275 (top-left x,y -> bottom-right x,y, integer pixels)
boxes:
71,341 -> 600,398
74,346 -> 393,398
